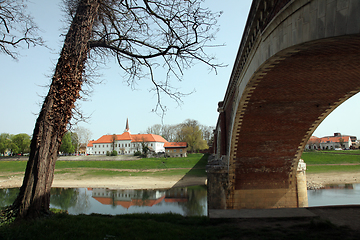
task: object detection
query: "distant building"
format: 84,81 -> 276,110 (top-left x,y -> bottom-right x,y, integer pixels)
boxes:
78,143 -> 87,155
164,142 -> 187,157
305,133 -> 357,150
306,136 -> 321,150
86,119 -> 187,156
86,140 -> 96,155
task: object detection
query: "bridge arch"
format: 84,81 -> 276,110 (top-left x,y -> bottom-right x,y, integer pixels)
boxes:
209,0 -> 360,210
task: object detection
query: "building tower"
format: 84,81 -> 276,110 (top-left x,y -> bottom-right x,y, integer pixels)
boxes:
125,118 -> 130,133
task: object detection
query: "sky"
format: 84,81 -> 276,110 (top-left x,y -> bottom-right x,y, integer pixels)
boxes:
1,0 -> 359,141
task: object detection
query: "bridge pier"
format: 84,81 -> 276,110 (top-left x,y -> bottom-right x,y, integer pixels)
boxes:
206,155 -> 228,210
297,159 -> 308,208
207,156 -> 308,210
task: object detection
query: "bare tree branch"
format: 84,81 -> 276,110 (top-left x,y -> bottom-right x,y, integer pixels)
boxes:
83,0 -> 223,116
0,0 -> 44,59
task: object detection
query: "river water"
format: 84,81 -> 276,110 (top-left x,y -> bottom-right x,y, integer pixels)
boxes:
1,184 -> 360,216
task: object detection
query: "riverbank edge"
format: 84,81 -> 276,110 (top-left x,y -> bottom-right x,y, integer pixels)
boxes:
1,155 -> 360,190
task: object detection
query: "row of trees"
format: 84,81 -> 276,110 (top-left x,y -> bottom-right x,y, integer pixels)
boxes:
0,133 -> 31,156
0,127 -> 92,156
60,127 -> 92,155
145,119 -> 214,152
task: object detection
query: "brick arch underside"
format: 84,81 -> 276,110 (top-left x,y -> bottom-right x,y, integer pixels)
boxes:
231,35 -> 360,192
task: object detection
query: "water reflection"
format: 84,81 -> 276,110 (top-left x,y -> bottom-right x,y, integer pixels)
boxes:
87,186 -> 207,216
307,183 -> 360,207
2,184 -> 359,214
0,186 -> 207,216
0,188 -> 19,207
50,188 -> 91,214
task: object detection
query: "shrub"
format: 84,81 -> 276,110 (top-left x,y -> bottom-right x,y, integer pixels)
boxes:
111,150 -> 117,156
134,151 -> 141,156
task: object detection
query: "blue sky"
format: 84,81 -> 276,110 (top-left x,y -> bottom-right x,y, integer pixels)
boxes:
1,0 -> 359,140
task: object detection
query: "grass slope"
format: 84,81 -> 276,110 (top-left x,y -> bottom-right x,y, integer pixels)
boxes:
0,154 -> 207,177
302,151 -> 360,173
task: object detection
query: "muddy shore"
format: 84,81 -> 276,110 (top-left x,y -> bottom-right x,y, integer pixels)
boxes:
1,170 -> 359,190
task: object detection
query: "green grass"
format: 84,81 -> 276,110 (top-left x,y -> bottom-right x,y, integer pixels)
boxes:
0,161 -> 27,173
307,164 -> 360,173
301,151 -> 360,165
55,153 -> 207,170
301,150 -> 360,173
0,154 -> 207,178
0,212 -> 354,240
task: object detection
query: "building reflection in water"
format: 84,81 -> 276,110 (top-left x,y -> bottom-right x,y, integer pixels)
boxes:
0,186 -> 208,216
90,187 -> 189,209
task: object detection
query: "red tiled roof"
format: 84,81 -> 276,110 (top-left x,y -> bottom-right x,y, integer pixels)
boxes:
319,136 -> 350,143
119,132 -> 132,141
307,136 -> 320,144
164,142 -> 187,148
131,134 -> 167,143
87,140 -> 96,147
93,195 -> 165,209
90,132 -> 167,145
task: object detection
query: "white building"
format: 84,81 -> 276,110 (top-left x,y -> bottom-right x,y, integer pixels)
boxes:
305,133 -> 357,150
86,119 -> 168,155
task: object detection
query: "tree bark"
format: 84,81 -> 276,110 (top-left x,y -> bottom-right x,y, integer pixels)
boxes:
12,0 -> 100,219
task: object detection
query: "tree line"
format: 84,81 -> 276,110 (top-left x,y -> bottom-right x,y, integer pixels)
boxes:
0,126 -> 92,157
59,127 -> 92,155
0,133 -> 31,156
145,119 -> 214,153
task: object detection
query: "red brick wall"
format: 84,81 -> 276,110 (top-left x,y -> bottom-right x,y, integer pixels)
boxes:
227,36 -> 360,207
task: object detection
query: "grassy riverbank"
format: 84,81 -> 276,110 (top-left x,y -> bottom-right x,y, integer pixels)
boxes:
0,153 -> 207,178
302,150 -> 360,173
1,153 -> 360,238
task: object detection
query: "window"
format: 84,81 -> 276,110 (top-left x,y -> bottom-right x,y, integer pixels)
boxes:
107,145 -> 108,148
115,144 -> 117,147
94,145 -> 96,148
180,149 -> 183,152
174,149 -> 176,152
103,145 -> 104,148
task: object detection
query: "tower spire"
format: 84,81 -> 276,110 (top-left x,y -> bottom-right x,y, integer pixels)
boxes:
125,118 -> 130,132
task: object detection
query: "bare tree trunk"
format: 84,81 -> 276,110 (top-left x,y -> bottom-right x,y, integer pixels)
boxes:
12,0 -> 100,219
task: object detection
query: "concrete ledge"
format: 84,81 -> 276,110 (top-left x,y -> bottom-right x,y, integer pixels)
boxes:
209,208 -> 317,219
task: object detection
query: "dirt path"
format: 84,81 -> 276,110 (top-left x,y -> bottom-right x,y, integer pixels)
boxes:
0,170 -> 207,189
1,171 -> 360,189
